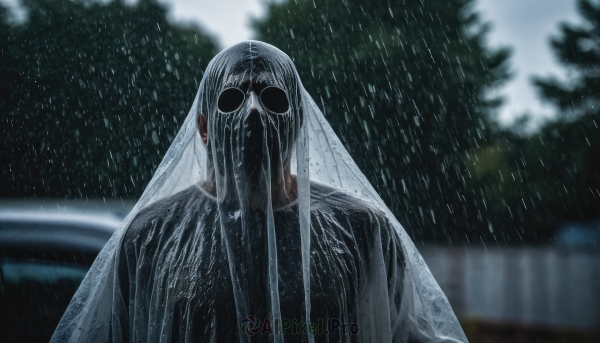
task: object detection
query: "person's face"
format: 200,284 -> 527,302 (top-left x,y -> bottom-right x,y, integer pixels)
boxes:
199,63 -> 296,190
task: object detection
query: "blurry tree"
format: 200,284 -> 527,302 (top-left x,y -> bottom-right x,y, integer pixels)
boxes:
466,0 -> 600,242
254,0 -> 511,242
0,0 -> 217,198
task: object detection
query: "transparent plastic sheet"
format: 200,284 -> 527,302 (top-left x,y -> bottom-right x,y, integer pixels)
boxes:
51,41 -> 467,343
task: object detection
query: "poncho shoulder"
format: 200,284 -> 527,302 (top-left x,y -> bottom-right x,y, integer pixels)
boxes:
124,180 -> 393,243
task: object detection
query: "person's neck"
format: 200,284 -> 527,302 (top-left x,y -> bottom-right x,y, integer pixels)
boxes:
271,172 -> 297,208
202,171 -> 298,209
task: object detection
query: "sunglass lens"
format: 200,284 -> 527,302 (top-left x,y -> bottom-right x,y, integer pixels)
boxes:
218,88 -> 245,113
260,87 -> 289,114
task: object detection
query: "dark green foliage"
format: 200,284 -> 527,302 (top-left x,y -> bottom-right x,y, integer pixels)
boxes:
253,0 -> 511,242
464,123 -> 600,242
0,0 -> 217,198
514,117 -> 600,241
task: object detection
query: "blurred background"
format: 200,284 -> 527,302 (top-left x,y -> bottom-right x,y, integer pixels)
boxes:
1,0 -> 599,341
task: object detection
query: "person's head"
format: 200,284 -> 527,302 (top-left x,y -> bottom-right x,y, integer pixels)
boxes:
197,41 -> 303,207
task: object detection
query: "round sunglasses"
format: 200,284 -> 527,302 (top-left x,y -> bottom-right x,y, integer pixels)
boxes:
217,86 -> 290,114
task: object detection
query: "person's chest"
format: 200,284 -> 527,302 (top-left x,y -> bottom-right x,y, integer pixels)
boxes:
132,208 -> 366,340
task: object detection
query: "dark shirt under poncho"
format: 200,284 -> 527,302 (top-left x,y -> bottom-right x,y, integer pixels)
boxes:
116,181 -> 407,342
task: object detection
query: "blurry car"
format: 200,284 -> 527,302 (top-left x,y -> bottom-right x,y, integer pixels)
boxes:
0,210 -> 122,343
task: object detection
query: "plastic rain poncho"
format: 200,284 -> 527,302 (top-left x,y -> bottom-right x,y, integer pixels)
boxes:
51,41 -> 467,343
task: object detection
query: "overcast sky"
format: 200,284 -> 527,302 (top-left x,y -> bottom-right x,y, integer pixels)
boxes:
158,0 -> 264,47
475,0 -> 580,128
1,0 -> 583,128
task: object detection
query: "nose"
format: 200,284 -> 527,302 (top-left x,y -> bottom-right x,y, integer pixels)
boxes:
246,91 -> 261,114
243,91 -> 265,134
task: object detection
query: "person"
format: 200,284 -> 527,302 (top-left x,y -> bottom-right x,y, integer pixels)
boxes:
51,41 -> 467,343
